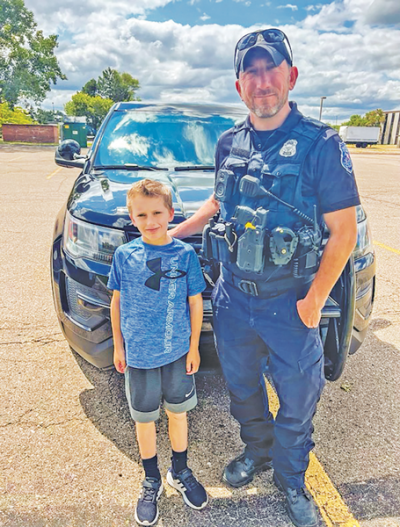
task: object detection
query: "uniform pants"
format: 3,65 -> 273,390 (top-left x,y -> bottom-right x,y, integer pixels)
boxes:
212,278 -> 325,490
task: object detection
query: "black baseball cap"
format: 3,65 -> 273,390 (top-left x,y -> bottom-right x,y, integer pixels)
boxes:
234,28 -> 293,78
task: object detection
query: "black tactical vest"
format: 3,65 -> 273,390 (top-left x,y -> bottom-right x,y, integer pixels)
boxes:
215,111 -> 330,294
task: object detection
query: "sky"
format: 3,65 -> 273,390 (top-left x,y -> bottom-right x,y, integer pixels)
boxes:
25,0 -> 400,123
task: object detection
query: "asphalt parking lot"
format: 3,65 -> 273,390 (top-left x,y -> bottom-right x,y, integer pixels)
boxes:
0,144 -> 399,527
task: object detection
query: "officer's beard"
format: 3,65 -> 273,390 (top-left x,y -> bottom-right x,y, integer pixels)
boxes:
251,90 -> 288,119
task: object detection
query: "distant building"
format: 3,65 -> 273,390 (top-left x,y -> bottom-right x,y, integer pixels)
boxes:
381,110 -> 400,145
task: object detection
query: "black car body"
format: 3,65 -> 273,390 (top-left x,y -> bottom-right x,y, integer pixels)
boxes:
51,102 -> 376,380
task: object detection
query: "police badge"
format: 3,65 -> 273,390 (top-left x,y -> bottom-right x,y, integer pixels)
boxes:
279,139 -> 298,157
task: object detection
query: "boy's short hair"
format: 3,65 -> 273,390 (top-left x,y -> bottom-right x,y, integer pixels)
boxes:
127,179 -> 173,214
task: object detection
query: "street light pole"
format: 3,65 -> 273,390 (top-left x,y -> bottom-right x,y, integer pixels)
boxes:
319,96 -> 327,121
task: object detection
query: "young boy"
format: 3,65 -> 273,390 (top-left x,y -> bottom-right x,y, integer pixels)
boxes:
108,179 -> 208,526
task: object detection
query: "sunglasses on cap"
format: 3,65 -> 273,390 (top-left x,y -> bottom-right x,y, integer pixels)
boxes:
235,28 -> 293,68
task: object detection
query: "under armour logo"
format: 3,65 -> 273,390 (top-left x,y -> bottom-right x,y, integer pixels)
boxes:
145,258 -> 187,291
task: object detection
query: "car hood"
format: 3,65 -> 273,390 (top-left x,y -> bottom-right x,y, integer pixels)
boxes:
67,168 -> 215,228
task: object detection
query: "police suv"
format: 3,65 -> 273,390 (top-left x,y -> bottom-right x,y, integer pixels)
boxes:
51,103 -> 376,380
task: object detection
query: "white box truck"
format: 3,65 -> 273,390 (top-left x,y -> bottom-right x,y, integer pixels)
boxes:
339,126 -> 381,148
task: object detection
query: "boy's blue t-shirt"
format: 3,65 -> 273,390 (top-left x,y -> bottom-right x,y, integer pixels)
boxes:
107,237 -> 206,369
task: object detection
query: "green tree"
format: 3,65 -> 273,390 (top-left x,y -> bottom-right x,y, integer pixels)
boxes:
343,114 -> 366,126
97,67 -> 140,102
65,92 -> 113,130
343,109 -> 385,127
0,0 -> 66,108
0,101 -> 33,130
364,109 -> 385,127
32,107 -> 64,124
82,78 -> 97,97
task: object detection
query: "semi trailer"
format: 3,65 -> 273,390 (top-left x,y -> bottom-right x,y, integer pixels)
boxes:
339,126 -> 381,148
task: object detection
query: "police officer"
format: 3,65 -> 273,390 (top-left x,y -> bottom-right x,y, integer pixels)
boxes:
170,28 -> 359,527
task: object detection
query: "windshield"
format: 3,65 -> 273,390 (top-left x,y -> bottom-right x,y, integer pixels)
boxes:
94,109 -> 242,168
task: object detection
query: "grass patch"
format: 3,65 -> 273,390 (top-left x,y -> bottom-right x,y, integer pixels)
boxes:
0,138 -> 58,146
348,144 -> 399,153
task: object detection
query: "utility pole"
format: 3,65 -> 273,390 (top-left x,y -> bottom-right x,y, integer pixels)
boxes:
319,96 -> 326,121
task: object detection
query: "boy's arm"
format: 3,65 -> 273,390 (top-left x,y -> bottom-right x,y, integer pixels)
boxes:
186,293 -> 203,375
110,290 -> 126,373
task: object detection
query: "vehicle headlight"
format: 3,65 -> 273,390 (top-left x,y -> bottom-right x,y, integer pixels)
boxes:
63,212 -> 126,264
353,205 -> 373,259
356,204 -> 367,223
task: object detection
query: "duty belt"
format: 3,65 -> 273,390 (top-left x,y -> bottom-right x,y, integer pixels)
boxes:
221,266 -> 314,298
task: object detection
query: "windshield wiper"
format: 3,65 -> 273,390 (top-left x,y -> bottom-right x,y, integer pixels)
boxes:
93,164 -> 167,171
174,165 -> 215,171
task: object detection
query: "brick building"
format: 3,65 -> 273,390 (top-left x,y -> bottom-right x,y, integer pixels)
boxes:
2,124 -> 59,144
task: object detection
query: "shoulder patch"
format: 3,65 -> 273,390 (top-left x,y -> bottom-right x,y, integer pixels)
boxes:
279,139 -> 298,157
339,141 -> 353,174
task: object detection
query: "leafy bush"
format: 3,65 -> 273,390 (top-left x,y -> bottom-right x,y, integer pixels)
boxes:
0,102 -> 34,131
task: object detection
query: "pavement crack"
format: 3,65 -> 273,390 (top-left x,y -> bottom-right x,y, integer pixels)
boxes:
56,175 -> 69,192
0,333 -> 64,346
0,415 -> 87,429
0,358 -> 44,363
0,408 -> 35,428
362,195 -> 400,208
38,417 -> 87,428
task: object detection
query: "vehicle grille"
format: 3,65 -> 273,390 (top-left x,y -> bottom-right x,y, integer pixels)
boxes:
66,276 -> 110,320
66,277 -> 92,320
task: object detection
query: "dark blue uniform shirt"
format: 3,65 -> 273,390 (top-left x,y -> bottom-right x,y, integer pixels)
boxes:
215,102 -> 361,215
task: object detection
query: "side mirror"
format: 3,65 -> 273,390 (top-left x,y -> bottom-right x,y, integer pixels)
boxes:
55,139 -> 86,169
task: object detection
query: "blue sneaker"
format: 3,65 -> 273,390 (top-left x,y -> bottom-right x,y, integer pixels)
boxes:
166,467 -> 208,510
135,477 -> 163,526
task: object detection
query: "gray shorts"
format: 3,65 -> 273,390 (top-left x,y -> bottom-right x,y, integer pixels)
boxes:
124,354 -> 197,423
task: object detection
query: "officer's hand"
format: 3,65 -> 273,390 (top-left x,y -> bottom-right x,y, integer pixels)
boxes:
168,227 -> 178,238
296,299 -> 321,328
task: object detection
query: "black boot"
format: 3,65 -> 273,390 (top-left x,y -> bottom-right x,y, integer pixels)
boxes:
274,472 -> 318,527
222,451 -> 273,488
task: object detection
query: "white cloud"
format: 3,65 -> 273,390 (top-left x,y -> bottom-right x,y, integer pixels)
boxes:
305,4 -> 323,12
302,0 -> 375,31
25,0 -> 400,120
364,0 -> 400,25
24,0 -> 176,34
200,13 -> 211,21
108,134 -> 150,157
277,4 -> 299,11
